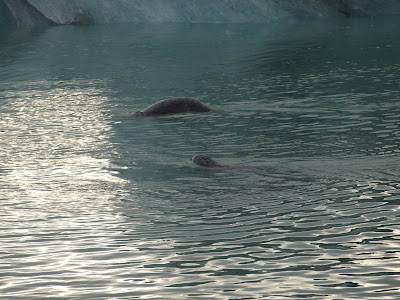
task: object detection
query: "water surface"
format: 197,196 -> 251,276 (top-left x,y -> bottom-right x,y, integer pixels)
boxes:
1,18 -> 400,299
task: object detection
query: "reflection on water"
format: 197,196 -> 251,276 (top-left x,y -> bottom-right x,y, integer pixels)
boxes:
1,18 -> 400,299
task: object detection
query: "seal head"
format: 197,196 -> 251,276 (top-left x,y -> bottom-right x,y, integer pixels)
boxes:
190,154 -> 223,168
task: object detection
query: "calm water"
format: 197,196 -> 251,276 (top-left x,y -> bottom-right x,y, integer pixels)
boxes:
1,17 -> 400,299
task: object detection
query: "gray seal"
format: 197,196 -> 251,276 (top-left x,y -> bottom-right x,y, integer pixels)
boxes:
190,154 -> 299,174
190,154 -> 224,168
133,97 -> 213,116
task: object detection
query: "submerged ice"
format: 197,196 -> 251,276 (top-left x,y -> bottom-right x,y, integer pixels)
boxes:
1,0 -> 400,26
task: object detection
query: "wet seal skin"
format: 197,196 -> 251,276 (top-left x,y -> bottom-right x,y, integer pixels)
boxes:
190,154 -> 224,168
133,97 -> 213,117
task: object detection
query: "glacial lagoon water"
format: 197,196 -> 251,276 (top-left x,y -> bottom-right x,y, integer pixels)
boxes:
1,17 -> 400,299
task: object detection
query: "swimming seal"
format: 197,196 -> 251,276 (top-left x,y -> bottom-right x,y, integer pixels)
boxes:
190,154 -> 224,168
133,97 -> 213,116
190,154 -> 299,174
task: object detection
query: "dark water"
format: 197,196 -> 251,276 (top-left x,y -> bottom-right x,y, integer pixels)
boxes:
1,17 -> 400,299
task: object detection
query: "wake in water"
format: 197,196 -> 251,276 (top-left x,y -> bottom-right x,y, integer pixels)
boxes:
190,153 -> 301,175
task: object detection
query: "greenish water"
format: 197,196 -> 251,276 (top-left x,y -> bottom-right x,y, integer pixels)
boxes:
1,18 -> 400,299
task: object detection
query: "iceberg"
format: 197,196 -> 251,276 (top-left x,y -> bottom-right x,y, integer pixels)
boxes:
1,0 -> 400,27
1,0 -> 54,27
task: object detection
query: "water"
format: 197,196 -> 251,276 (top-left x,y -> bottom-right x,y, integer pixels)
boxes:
1,17 -> 400,299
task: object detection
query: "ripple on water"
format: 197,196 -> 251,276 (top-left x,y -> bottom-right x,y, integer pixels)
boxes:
1,21 -> 400,300
100,162 -> 400,299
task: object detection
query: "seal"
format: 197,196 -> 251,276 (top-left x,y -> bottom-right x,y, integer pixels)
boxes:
133,97 -> 213,116
190,154 -> 299,174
